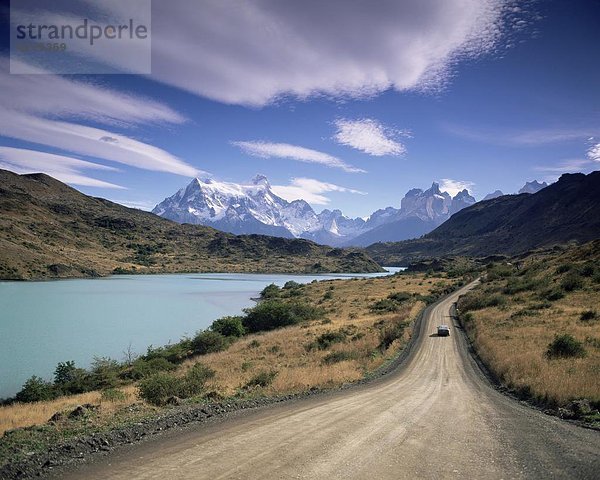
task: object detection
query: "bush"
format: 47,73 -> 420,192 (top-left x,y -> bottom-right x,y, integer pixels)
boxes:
561,273 -> 584,292
283,281 -> 302,290
89,357 -> 121,390
387,291 -> 412,303
180,363 -> 215,398
243,300 -> 323,333
322,351 -> 356,364
580,310 -> 597,322
101,388 -> 127,402
138,372 -> 181,406
310,330 -> 347,350
370,298 -> 399,313
541,289 -> 564,301
126,357 -> 177,380
458,293 -> 505,312
211,316 -> 246,337
191,330 -> 230,355
260,283 -> 280,299
16,376 -> 56,403
379,320 -> 409,350
245,370 -> 277,388
556,263 -> 573,274
581,263 -> 595,277
545,334 -> 587,359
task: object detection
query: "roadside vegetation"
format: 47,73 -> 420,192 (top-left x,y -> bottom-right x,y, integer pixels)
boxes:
456,240 -> 600,424
0,271 -> 461,469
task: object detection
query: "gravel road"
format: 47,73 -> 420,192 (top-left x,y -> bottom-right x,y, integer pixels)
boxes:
63,282 -> 600,479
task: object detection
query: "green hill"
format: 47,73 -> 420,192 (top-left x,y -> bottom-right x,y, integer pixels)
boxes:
0,170 -> 383,280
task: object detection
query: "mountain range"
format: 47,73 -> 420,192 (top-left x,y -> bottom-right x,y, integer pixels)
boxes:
153,176 -> 481,246
366,171 -> 600,265
153,175 -> 550,247
0,169 -> 382,280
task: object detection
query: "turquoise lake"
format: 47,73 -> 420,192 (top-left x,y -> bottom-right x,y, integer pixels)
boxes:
0,269 -> 400,398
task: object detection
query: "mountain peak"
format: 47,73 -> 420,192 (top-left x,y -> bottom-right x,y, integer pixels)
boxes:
519,180 -> 548,194
251,174 -> 270,187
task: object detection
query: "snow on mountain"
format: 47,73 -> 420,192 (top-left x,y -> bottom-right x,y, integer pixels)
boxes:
153,175 -> 479,246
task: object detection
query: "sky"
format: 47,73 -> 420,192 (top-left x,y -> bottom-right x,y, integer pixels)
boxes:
0,0 -> 599,218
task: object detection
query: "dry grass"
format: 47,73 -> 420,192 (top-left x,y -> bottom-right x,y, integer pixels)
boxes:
0,386 -> 137,435
460,245 -> 600,407
0,272 -> 448,434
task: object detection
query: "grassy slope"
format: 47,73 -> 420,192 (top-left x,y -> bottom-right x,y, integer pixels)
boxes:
0,170 -> 382,279
456,241 -> 600,420
0,272 -> 455,441
367,171 -> 600,265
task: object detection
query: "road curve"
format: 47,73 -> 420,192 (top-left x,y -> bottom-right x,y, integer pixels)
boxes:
64,282 -> 600,479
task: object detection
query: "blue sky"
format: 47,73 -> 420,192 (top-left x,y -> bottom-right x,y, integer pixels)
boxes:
1,0 -> 599,217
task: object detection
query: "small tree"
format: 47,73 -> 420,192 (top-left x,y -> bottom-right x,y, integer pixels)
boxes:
546,334 -> 587,359
191,330 -> 229,355
16,376 -> 56,403
260,283 -> 280,299
210,316 -> 245,337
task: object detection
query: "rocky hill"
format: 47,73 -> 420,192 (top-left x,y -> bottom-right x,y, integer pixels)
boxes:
0,170 -> 383,280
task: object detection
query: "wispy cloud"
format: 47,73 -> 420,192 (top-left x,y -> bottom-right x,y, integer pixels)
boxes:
445,123 -> 600,146
534,159 -> 594,173
233,141 -> 365,173
438,178 -> 475,197
332,118 -> 408,156
141,0 -> 527,106
0,57 -> 198,181
588,142 -> 600,162
272,177 -> 366,205
0,146 -> 125,189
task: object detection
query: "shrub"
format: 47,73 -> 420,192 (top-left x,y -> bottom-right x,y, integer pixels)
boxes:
580,263 -> 595,277
283,281 -> 302,290
387,291 -> 412,303
211,316 -> 245,337
16,376 -> 56,403
138,372 -> 181,406
243,300 -> 322,333
458,293 -> 505,312
322,351 -> 356,364
260,283 -> 280,299
379,320 -> 409,350
545,334 -> 587,359
541,289 -> 564,301
90,357 -> 121,390
486,263 -> 514,280
191,330 -> 230,355
180,363 -> 215,398
370,298 -> 399,313
556,263 -> 573,274
561,273 -> 584,292
580,310 -> 597,322
101,388 -> 127,402
310,330 -> 347,350
126,357 -> 177,380
245,370 -> 277,388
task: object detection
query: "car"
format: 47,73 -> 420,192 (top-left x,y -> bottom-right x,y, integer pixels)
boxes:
437,324 -> 450,336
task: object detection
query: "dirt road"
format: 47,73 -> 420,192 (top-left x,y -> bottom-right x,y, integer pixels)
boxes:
64,282 -> 600,479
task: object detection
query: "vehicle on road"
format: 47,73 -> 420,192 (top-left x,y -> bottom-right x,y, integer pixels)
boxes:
437,324 -> 450,336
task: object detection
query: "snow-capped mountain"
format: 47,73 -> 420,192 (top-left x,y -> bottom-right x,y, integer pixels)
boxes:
153,176 -> 480,246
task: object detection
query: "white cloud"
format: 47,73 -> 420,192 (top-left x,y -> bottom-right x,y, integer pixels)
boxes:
438,178 -> 475,197
233,141 -> 365,173
587,143 -> 600,162
445,123 -> 600,146
112,199 -> 157,211
0,112 -> 199,177
333,118 -> 408,156
0,57 -> 198,179
0,146 -> 125,189
534,159 -> 594,173
1,58 -> 184,125
142,0 -> 523,106
272,177 -> 366,205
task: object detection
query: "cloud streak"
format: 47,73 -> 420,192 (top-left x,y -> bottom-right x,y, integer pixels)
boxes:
333,118 -> 408,156
233,141 -> 365,173
0,146 -> 125,189
272,177 -> 366,205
